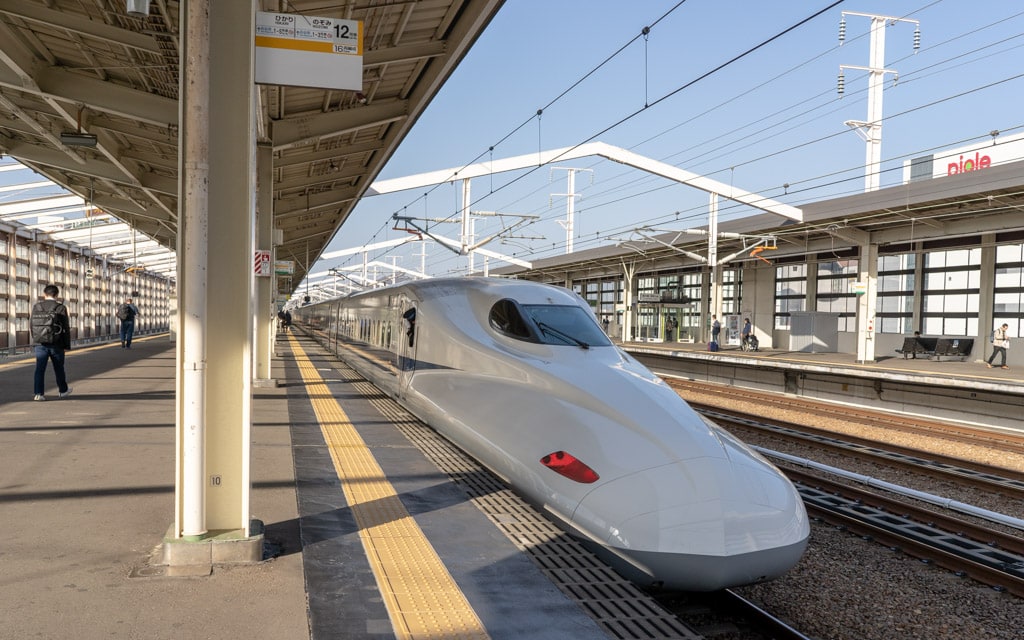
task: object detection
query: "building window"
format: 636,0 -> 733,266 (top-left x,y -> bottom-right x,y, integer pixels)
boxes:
774,263 -> 806,329
720,268 -> 742,315
816,259 -> 858,331
921,248 -> 980,336
573,276 -> 622,326
677,272 -> 702,335
993,242 -> 1024,339
876,253 -> 916,334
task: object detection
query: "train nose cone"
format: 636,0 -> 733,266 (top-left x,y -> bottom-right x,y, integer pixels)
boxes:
572,457 -> 809,590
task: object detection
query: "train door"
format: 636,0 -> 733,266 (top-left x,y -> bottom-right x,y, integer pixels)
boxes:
397,299 -> 417,399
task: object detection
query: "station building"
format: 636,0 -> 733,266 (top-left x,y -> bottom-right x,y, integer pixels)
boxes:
494,153 -> 1024,367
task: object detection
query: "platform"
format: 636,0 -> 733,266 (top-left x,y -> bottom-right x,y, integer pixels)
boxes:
0,334 -> 651,639
2,332 -> 1017,638
621,339 -> 1024,430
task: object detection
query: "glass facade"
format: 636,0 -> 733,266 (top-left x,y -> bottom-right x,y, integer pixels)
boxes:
920,248 -> 980,336
815,259 -> 858,332
774,263 -> 806,329
876,253 -> 916,334
993,242 -> 1024,338
720,269 -> 741,315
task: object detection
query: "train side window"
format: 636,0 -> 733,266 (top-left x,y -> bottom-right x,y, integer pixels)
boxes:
489,299 -> 535,340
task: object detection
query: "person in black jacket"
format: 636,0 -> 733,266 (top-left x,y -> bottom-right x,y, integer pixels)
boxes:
31,284 -> 72,401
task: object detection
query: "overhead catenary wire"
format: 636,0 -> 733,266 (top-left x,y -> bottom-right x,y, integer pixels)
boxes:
325,1 -> 1024,284
331,2 -> 845,278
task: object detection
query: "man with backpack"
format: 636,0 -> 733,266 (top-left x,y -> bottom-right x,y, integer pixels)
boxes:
31,284 -> 72,401
116,297 -> 141,348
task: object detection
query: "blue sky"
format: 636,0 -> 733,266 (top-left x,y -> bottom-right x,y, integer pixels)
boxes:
313,0 -> 1024,285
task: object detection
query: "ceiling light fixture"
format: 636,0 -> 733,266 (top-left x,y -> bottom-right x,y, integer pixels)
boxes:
61,106 -> 97,147
126,0 -> 150,17
60,132 -> 98,147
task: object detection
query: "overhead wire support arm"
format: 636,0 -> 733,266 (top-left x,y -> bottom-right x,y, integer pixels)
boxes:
390,212 -> 535,269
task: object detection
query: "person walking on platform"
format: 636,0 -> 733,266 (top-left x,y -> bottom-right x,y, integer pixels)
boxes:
117,297 -> 141,348
30,284 -> 72,401
987,323 -> 1011,369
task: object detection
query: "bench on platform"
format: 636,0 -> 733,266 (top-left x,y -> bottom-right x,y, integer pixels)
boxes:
933,337 -> 974,361
895,336 -> 936,359
895,336 -> 974,361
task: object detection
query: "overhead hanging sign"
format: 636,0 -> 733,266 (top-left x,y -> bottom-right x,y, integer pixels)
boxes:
255,11 -> 363,91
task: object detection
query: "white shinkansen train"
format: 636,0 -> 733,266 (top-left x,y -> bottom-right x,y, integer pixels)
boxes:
292,277 -> 809,591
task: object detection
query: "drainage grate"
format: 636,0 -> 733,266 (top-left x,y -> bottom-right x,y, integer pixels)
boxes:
344,375 -> 702,640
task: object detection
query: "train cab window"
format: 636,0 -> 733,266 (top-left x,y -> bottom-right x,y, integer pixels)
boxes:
490,298 -> 612,348
489,299 -> 534,340
522,304 -> 613,348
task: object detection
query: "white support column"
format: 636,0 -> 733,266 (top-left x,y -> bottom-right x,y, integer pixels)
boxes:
176,0 -> 210,540
708,193 -> 722,329
856,242 -> 879,363
460,178 -> 474,273
205,0 -> 255,534
254,143 -> 275,385
911,246 -> 924,333
621,261 -> 636,342
978,234 -> 997,349
839,12 -> 919,192
863,16 -> 886,193
174,0 -> 256,545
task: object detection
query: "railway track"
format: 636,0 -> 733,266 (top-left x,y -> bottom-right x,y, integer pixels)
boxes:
699,406 -> 1024,500
788,468 -> 1024,597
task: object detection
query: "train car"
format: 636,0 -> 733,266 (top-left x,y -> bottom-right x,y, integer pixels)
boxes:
292,276 -> 809,591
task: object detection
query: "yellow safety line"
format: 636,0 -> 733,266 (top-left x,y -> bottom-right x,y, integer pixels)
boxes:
288,334 -> 489,640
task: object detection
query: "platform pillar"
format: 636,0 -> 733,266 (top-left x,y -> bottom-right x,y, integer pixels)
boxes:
172,0 -> 258,560
254,143 -> 277,386
855,242 -> 878,363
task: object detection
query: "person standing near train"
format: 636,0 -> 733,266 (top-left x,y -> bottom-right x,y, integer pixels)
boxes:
31,284 -> 72,401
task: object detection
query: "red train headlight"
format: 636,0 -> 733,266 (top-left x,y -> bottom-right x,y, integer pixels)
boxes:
540,451 -> 599,483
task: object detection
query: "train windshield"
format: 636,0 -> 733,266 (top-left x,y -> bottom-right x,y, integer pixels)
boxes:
489,299 -> 612,347
522,304 -> 612,348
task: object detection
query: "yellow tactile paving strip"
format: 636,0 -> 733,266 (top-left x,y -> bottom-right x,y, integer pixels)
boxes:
288,334 -> 490,640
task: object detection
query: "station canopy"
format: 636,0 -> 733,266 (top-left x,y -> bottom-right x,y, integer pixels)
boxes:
0,0 -> 505,289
